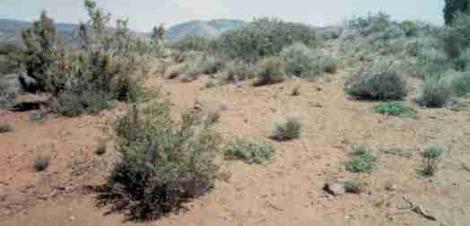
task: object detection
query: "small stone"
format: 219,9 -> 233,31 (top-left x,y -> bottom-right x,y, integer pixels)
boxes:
324,181 -> 345,196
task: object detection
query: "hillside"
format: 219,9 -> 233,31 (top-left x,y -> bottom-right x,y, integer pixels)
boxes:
164,19 -> 246,41
0,19 -> 78,45
0,18 -> 246,44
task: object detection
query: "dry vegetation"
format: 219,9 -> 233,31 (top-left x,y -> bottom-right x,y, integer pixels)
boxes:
0,1 -> 470,225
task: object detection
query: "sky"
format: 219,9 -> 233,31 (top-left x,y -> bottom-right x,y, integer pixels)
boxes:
0,0 -> 444,32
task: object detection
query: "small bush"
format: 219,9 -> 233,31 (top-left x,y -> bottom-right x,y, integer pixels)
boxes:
253,57 -> 286,86
0,123 -> 13,133
291,85 -> 301,96
52,91 -> 112,117
417,76 -> 451,108
271,117 -> 301,141
345,146 -> 375,173
280,43 -> 337,78
344,180 -> 362,194
225,61 -> 255,82
97,103 -> 221,221
33,155 -> 49,172
421,145 -> 444,176
345,62 -> 407,100
226,138 -> 274,164
95,141 -> 107,155
374,102 -> 415,117
281,42 -> 319,77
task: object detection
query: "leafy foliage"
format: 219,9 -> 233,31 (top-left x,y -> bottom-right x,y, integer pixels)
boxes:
345,146 -> 376,173
226,138 -> 274,164
374,102 -> 416,117
97,103 -> 221,221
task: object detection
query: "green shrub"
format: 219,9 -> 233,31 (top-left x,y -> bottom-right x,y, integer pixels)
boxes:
344,180 -> 362,194
348,12 -> 391,36
170,36 -> 214,52
0,90 -> 16,110
345,146 -> 375,173
53,91 -> 112,117
399,20 -> 419,37
253,57 -> 286,86
452,71 -> 470,95
0,43 -> 23,74
415,47 -> 452,78
271,117 -> 301,141
20,1 -> 148,116
224,61 -> 255,82
226,138 -> 274,164
442,13 -> 470,58
217,18 -> 317,62
345,62 -> 407,100
280,42 -> 319,77
33,155 -> 49,172
0,123 -> 12,133
374,102 -> 416,117
417,76 -> 451,108
421,145 -> 444,176
97,103 -> 221,221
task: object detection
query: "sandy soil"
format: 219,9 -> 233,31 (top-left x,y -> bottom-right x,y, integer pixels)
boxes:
0,72 -> 469,226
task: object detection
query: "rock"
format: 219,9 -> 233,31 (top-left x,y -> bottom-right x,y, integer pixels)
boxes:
18,72 -> 39,93
324,181 -> 345,196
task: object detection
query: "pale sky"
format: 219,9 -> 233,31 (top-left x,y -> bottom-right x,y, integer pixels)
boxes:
0,0 -> 444,32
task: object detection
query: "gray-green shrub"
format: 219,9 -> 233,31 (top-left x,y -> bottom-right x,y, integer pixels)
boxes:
345,62 -> 407,100
225,60 -> 255,82
20,0 -> 149,116
345,146 -> 376,173
421,145 -> 444,176
217,18 -> 317,62
33,155 -> 49,172
280,42 -> 339,77
452,71 -> 470,95
417,76 -> 452,108
253,57 -> 286,86
226,138 -> 274,164
0,123 -> 12,133
97,103 -> 221,221
271,117 -> 301,141
374,102 -> 416,117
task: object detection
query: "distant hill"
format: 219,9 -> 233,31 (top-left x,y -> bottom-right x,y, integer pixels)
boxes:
0,19 -> 79,45
0,18 -> 247,45
164,19 -> 246,41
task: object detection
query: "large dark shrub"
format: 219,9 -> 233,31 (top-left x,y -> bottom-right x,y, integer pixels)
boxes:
345,62 -> 407,100
217,18 -> 317,62
444,0 -> 470,25
97,103 -> 221,221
